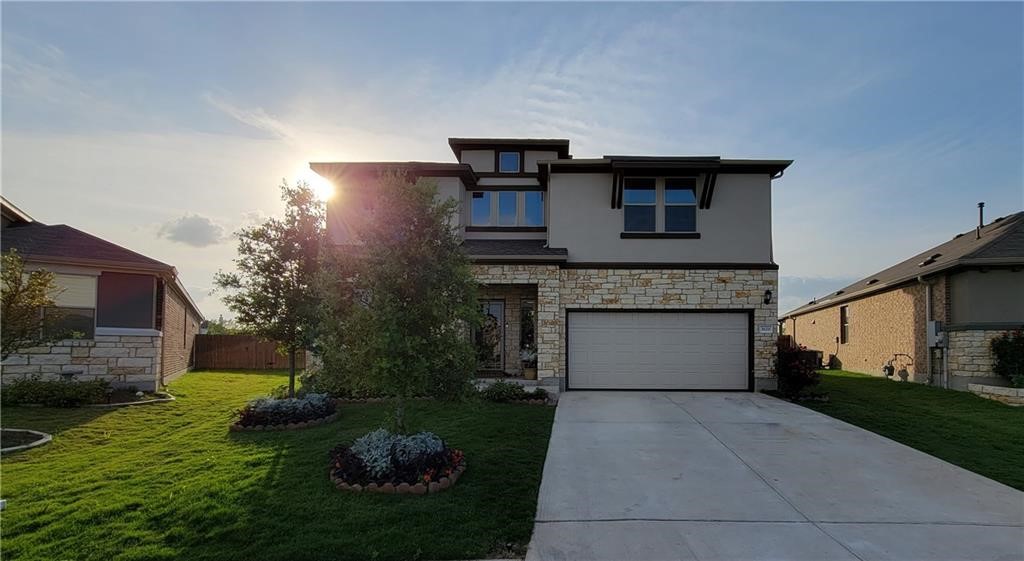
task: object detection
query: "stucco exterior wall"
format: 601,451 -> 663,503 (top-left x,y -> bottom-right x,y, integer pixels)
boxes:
160,285 -> 200,385
2,336 -> 163,391
787,282 -> 938,381
546,173 -> 774,263
472,265 -> 779,391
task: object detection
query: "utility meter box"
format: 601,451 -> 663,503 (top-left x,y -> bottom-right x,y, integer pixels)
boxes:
927,320 -> 946,348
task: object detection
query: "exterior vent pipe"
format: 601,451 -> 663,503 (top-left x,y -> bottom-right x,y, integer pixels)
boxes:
977,202 -> 985,239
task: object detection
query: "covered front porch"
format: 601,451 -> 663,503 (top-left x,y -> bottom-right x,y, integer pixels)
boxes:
474,284 -> 538,380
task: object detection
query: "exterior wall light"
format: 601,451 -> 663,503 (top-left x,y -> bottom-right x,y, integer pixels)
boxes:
763,290 -> 773,305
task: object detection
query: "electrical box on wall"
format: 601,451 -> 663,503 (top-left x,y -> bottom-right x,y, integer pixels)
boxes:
927,320 -> 946,348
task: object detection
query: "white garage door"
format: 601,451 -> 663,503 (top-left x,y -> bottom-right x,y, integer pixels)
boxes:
567,311 -> 750,390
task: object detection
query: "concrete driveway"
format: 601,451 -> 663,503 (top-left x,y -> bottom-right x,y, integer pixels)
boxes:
526,392 -> 1024,561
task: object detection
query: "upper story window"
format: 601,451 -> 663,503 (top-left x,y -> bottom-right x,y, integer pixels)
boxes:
623,178 -> 656,232
498,152 -> 522,173
469,191 -> 544,227
664,178 -> 697,232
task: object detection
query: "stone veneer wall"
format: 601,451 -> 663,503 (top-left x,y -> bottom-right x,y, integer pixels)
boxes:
471,265 -> 779,390
1,335 -> 163,391
947,329 -> 1008,390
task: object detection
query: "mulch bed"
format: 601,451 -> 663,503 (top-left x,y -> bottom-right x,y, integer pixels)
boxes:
229,412 -> 339,432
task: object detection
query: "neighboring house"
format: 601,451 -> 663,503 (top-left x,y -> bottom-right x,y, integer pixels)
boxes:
312,138 -> 790,393
1,197 -> 204,391
781,211 -> 1024,390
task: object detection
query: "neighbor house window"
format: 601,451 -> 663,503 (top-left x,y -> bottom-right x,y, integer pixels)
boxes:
498,152 -> 521,173
664,178 -> 698,232
43,273 -> 97,339
524,192 -> 544,226
471,192 -> 492,225
97,272 -> 156,329
840,306 -> 850,344
623,178 -> 656,232
498,191 -> 517,226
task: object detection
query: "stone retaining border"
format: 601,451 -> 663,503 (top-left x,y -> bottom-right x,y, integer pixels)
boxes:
229,412 -> 339,432
85,391 -> 177,408
967,383 -> 1024,406
1,428 -> 53,454
331,463 -> 466,495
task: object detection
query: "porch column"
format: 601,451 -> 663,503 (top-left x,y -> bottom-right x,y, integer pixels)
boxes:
536,270 -> 562,380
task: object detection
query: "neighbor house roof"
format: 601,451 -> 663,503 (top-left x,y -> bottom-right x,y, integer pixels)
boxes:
448,138 -> 572,160
310,161 -> 478,186
461,239 -> 568,262
1,222 -> 205,321
781,211 -> 1024,319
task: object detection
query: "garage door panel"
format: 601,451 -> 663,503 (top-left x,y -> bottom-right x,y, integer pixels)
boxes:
568,311 -> 749,390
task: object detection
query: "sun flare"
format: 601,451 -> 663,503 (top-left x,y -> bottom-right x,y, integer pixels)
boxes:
295,166 -> 335,202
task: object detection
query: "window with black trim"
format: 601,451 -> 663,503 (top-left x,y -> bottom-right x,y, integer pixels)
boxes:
498,152 -> 521,173
471,192 -> 492,225
623,178 -> 656,232
840,305 -> 850,344
97,272 -> 156,329
665,178 -> 697,232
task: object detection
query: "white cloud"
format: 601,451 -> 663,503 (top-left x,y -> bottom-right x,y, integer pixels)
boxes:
158,214 -> 226,247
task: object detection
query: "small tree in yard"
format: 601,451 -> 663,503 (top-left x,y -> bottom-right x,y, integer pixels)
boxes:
991,330 -> 1024,388
215,182 -> 324,397
1,250 -> 67,361
317,172 -> 480,432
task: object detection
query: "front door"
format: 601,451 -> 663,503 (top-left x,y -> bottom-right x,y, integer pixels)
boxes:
476,300 -> 505,371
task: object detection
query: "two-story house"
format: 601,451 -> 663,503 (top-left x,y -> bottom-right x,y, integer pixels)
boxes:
312,138 -> 790,393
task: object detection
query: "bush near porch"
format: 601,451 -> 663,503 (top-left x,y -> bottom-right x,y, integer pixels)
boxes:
798,370 -> 1024,491
0,370 -> 555,561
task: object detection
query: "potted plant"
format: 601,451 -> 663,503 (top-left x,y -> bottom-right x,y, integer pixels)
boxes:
520,346 -> 538,380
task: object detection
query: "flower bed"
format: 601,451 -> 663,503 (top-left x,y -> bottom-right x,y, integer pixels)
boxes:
1,428 -> 52,454
329,429 -> 466,494
478,380 -> 549,404
231,393 -> 337,431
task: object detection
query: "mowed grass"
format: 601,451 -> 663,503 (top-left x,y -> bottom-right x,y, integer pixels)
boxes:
0,371 -> 556,561
799,370 -> 1024,490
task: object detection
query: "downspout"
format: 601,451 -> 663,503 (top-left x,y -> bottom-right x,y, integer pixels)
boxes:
917,276 -> 933,386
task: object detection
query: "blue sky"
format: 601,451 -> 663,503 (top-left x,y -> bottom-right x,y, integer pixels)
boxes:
3,2 -> 1022,318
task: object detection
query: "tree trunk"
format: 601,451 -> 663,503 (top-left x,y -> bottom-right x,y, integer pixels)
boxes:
288,348 -> 297,398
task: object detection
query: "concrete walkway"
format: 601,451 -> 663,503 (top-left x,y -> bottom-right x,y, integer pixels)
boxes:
526,392 -> 1024,561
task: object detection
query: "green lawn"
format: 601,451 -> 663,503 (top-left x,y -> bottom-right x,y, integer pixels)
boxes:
0,371 -> 556,561
799,370 -> 1024,490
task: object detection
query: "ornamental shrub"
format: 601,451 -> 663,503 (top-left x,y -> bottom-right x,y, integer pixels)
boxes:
991,330 -> 1024,388
479,380 -> 547,402
775,340 -> 821,398
331,428 -> 462,486
236,392 -> 335,427
0,375 -> 111,407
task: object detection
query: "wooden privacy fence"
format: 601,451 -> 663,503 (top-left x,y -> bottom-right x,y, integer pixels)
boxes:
194,335 -> 306,370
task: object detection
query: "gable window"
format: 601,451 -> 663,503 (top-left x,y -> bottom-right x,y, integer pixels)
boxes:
523,192 -> 544,226
498,191 -> 517,226
664,178 -> 697,232
623,178 -> 656,232
840,306 -> 850,344
471,192 -> 492,225
498,152 -> 521,173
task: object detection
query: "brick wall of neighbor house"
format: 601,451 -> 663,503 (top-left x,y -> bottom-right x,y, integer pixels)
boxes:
1,336 -> 162,391
161,286 -> 199,385
472,265 -> 779,390
947,329 -> 1008,389
788,279 -> 949,382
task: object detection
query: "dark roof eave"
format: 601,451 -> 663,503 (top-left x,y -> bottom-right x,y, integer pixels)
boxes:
310,161 -> 478,186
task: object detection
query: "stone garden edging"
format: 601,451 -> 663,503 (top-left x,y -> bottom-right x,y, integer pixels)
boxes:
330,463 -> 466,495
1,428 -> 53,454
229,412 -> 339,432
85,391 -> 177,408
